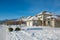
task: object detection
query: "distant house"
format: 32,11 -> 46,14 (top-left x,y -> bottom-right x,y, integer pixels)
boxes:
0,18 -> 27,25
1,19 -> 22,25
26,11 -> 60,27
3,20 -> 22,25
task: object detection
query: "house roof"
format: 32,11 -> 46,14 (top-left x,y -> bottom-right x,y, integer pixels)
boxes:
46,15 -> 58,19
20,16 -> 32,21
28,16 -> 38,20
26,16 -> 32,19
37,11 -> 53,15
46,15 -> 60,20
37,16 -> 42,18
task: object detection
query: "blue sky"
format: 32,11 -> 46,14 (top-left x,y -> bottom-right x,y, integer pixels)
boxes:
0,0 -> 60,20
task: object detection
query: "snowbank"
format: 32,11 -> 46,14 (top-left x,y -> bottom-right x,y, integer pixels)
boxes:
0,25 -> 60,40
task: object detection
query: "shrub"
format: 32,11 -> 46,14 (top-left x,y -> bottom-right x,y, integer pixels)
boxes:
15,27 -> 21,31
8,28 -> 13,32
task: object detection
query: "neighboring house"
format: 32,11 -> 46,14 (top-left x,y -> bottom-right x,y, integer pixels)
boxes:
26,11 -> 60,27
1,19 -> 22,25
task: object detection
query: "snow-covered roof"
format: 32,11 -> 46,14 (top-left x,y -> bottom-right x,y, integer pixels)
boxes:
21,19 -> 27,21
20,16 -> 32,21
28,16 -> 38,20
37,16 -> 42,18
51,16 -> 58,18
46,16 -> 51,18
37,11 -> 53,15
22,16 -> 32,21
26,16 -> 32,20
46,16 -> 58,19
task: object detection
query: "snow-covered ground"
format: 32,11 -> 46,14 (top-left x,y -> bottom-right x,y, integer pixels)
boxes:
0,25 -> 60,40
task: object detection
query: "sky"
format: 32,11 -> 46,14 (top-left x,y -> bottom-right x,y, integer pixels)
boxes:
0,0 -> 60,20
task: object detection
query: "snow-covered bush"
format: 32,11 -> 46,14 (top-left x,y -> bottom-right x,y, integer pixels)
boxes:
8,28 -> 13,32
15,27 -> 21,31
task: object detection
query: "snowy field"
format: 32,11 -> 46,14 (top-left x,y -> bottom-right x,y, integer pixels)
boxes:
0,25 -> 60,40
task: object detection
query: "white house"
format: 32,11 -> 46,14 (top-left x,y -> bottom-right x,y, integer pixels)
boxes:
26,11 -> 60,27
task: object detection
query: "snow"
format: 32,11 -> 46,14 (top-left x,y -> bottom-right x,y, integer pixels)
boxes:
27,16 -> 32,19
37,11 -> 52,15
44,12 -> 50,14
28,16 -> 38,20
37,16 -> 42,18
0,25 -> 60,40
20,16 -> 32,21
46,16 -> 58,19
8,31 -> 38,40
0,25 -> 7,40
21,18 -> 27,21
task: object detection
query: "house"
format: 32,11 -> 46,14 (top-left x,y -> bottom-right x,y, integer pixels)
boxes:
26,11 -> 60,27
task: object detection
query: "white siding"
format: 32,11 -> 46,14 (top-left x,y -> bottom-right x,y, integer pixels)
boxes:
30,21 -> 33,26
27,21 -> 30,26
